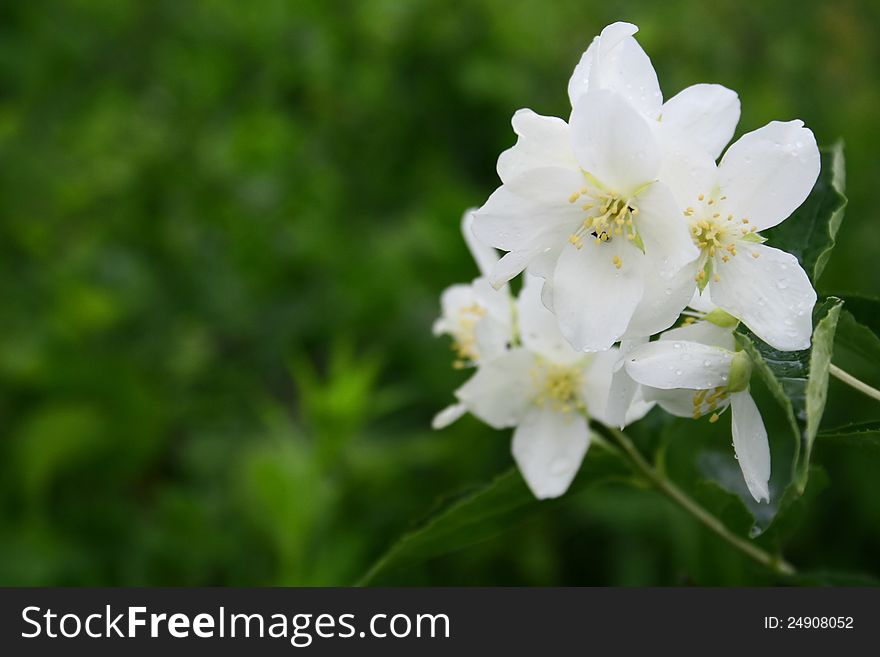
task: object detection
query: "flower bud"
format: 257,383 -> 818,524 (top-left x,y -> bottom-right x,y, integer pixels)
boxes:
727,351 -> 752,393
704,308 -> 739,328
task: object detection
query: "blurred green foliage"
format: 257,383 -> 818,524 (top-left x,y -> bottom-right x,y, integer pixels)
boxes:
0,0 -> 878,585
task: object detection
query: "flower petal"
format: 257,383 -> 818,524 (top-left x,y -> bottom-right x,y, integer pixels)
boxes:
622,258 -> 696,339
474,168 -> 583,288
432,403 -> 467,430
475,314 -> 512,363
660,84 -> 740,159
633,181 -> 700,277
518,275 -> 581,364
718,120 -> 820,231
624,390 -> 656,425
567,22 -> 662,116
553,239 -> 646,352
658,131 -> 720,211
434,283 -> 479,336
579,347 -> 620,424
659,319 -> 736,351
569,90 -> 661,194
604,339 -> 646,428
687,286 -> 715,313
461,209 -> 498,278
730,391 -> 771,503
455,348 -> 536,428
710,243 -> 816,351
489,246 -> 555,288
642,387 -> 705,418
625,340 -> 734,390
497,109 -> 578,184
512,406 -> 590,499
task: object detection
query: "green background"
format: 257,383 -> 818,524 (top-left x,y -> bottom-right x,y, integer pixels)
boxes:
1,0 -> 878,585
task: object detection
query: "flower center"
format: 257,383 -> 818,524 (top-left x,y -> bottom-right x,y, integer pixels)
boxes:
450,303 -> 486,368
684,192 -> 760,285
691,386 -> 729,422
531,361 -> 586,414
567,181 -> 640,269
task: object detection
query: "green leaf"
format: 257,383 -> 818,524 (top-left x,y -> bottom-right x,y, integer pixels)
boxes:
763,141 -> 847,283
358,441 -> 630,584
735,297 -> 843,493
829,296 -> 880,375
756,467 -> 829,548
817,420 -> 880,449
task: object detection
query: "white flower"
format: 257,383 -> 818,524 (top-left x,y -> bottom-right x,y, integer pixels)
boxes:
624,320 -> 771,503
440,277 -> 651,499
473,89 -> 697,352
433,211 -> 514,369
663,120 -> 820,350
567,22 -> 741,161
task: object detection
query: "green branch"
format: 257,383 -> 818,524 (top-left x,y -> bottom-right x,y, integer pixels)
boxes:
830,364 -> 880,403
604,427 -> 796,578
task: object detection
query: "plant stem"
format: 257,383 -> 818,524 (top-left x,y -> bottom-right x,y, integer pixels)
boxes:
606,427 -> 796,578
829,364 -> 880,403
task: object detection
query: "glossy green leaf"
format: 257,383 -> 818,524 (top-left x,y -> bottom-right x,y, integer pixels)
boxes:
816,420 -> 880,449
735,297 -> 843,493
763,141 -> 847,283
830,296 -> 880,374
358,441 -> 630,584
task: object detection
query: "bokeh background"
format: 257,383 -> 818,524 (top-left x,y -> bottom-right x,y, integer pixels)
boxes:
1,0 -> 878,586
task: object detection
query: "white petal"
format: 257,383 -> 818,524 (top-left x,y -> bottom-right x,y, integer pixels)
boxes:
624,391 -> 655,425
659,319 -> 737,351
472,277 -> 511,324
718,120 -> 820,231
567,22 -> 662,116
475,315 -> 512,363
473,168 -> 582,252
434,284 -> 479,336
461,209 -> 498,278
730,391 -> 771,503
622,259 -> 696,339
553,239 -> 646,352
658,131 -> 720,211
709,243 -> 816,350
517,275 -> 581,364
688,286 -> 715,313
660,84 -> 740,159
497,109 -> 578,184
489,246 -> 550,289
625,340 -> 734,390
569,90 -> 661,194
512,406 -> 590,499
455,348 -> 536,428
579,347 -> 620,424
604,339 -> 646,428
642,387 -> 706,418
526,244 -> 562,281
632,182 -> 700,277
432,403 -> 467,430
540,277 -> 555,313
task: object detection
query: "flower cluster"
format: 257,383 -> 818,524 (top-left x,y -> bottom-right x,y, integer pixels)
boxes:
433,22 -> 820,503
